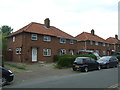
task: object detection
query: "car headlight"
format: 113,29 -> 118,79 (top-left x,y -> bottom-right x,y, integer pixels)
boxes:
8,70 -> 13,73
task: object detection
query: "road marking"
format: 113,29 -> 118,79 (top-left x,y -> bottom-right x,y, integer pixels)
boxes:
108,83 -> 118,88
104,84 -> 119,90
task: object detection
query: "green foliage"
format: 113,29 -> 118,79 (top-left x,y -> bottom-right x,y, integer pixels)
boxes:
53,55 -> 61,62
4,62 -> 28,70
54,54 -> 97,68
0,25 -> 13,50
116,56 -> 120,61
0,25 -> 13,35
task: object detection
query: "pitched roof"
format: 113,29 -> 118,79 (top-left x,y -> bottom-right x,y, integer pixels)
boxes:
7,22 -> 75,39
106,37 -> 120,44
75,32 -> 106,42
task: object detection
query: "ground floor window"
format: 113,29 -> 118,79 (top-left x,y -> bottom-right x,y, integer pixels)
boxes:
59,49 -> 66,55
70,50 -> 74,55
16,48 -> 21,54
103,50 -> 106,55
95,50 -> 99,54
43,48 -> 51,56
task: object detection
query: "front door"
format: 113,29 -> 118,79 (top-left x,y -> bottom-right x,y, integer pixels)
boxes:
32,48 -> 37,62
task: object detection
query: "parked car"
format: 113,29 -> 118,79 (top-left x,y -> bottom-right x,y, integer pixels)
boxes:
78,50 -> 101,59
72,57 -> 101,72
0,66 -> 14,86
97,56 -> 118,69
112,52 -> 120,61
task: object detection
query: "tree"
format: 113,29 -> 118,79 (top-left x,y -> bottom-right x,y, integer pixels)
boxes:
0,25 -> 13,67
0,25 -> 13,35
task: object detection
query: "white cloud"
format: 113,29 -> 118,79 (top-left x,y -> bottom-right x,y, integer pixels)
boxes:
0,0 -> 119,39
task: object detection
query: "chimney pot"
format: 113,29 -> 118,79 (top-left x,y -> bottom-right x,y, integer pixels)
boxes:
91,29 -> 95,35
44,18 -> 50,28
115,34 -> 118,39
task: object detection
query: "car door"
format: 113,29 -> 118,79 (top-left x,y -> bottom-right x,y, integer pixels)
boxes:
109,57 -> 115,67
90,58 -> 98,69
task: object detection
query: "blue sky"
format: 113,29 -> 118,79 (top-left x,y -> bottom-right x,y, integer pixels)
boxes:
0,0 -> 119,39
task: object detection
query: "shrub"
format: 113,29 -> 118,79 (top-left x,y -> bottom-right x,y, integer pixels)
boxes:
55,54 -> 97,68
57,56 -> 76,68
53,55 -> 61,62
116,56 -> 120,62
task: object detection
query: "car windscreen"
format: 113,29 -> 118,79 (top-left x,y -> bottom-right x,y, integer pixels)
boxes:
75,58 -> 86,64
98,57 -> 111,61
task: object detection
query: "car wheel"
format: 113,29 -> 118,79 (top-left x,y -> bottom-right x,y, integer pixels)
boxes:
2,77 -> 7,86
115,64 -> 118,68
84,67 -> 88,72
98,65 -> 101,70
72,68 -> 77,71
106,64 -> 109,69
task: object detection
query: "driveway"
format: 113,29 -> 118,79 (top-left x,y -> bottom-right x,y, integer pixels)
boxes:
4,62 -> 75,85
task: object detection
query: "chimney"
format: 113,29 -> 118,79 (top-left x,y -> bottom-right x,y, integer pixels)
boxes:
91,29 -> 95,35
115,34 -> 118,39
44,18 -> 50,28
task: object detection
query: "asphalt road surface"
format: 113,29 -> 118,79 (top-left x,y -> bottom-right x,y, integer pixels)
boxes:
4,67 -> 119,88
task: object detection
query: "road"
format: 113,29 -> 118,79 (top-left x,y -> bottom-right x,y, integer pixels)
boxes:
3,67 -> 119,88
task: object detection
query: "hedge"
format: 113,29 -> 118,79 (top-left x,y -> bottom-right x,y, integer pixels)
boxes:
54,54 -> 97,68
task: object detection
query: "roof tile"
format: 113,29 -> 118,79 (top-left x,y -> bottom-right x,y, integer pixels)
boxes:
75,32 -> 106,42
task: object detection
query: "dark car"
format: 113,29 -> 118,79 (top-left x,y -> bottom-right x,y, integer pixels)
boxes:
97,56 -> 118,69
0,66 -> 14,86
78,50 -> 101,60
72,57 -> 101,72
113,52 -> 120,61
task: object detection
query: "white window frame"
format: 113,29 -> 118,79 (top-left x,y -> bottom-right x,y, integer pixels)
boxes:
70,50 -> 74,55
60,38 -> 66,44
43,35 -> 51,42
90,41 -> 93,45
103,51 -> 106,55
102,42 -> 106,46
70,40 -> 74,44
43,48 -> 51,56
59,49 -> 66,55
95,41 -> 99,45
13,36 -> 15,42
95,50 -> 99,54
16,48 -> 21,54
31,34 -> 37,40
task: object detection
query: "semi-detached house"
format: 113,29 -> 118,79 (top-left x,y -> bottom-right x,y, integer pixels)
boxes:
106,35 -> 120,54
6,18 -> 120,63
6,18 -> 77,63
75,29 -> 111,56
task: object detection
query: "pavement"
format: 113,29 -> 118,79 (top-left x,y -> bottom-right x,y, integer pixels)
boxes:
3,61 -> 75,85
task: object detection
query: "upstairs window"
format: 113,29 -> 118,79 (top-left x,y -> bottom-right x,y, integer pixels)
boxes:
90,41 -> 93,45
102,43 -> 106,46
70,40 -> 74,44
31,34 -> 37,40
13,36 -> 15,42
95,41 -> 99,45
59,49 -> 66,55
16,48 -> 21,54
43,48 -> 51,56
60,38 -> 66,43
43,35 -> 51,42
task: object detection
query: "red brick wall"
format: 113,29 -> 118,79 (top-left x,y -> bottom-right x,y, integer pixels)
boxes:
21,32 -> 77,62
7,33 -> 23,62
77,41 -> 112,56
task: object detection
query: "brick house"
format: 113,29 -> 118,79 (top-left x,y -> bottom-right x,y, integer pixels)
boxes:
6,18 -> 77,63
6,18 -> 120,63
106,35 -> 120,54
75,29 -> 111,56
